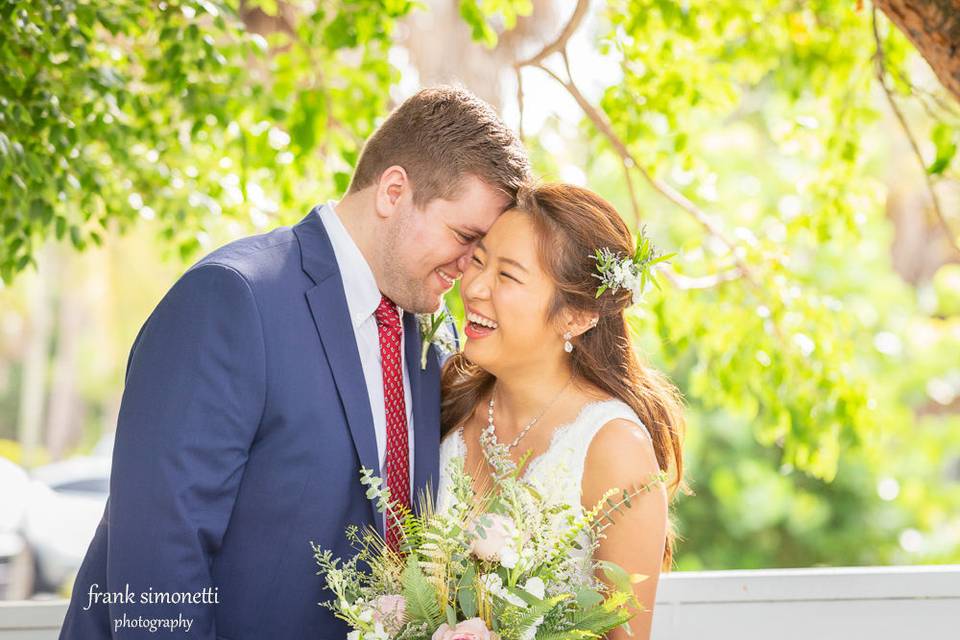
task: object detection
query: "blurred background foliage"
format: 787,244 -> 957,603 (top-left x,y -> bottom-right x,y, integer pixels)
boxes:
1,0 -> 959,571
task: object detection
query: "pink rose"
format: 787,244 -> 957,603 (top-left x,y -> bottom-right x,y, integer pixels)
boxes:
370,594 -> 406,634
431,617 -> 499,640
468,513 -> 518,567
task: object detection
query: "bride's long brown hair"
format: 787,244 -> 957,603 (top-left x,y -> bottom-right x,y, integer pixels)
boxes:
441,183 -> 687,571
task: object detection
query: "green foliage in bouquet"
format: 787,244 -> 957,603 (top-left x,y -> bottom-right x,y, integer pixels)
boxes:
313,442 -> 666,640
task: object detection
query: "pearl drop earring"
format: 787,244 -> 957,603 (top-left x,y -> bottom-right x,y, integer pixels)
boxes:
563,331 -> 573,353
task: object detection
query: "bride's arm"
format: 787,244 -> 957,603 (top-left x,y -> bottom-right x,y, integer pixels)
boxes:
581,419 -> 669,640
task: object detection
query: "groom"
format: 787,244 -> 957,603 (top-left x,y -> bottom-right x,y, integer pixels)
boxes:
59,85 -> 529,639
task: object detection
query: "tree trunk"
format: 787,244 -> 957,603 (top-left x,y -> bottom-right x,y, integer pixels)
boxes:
876,0 -> 960,103
45,261 -> 83,461
401,0 -> 560,110
17,247 -> 52,468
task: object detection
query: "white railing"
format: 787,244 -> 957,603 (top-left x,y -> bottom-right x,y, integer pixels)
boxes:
0,599 -> 67,639
651,564 -> 960,639
1,565 -> 958,639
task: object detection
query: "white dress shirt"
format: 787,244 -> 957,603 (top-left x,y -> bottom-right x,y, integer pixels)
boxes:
318,201 -> 415,494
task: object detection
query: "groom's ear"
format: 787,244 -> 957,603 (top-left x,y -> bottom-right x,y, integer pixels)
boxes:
374,165 -> 410,219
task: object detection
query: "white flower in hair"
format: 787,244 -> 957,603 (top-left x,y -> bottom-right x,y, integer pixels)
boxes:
591,225 -> 674,305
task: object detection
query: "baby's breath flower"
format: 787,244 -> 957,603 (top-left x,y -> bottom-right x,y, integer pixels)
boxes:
591,225 -> 675,306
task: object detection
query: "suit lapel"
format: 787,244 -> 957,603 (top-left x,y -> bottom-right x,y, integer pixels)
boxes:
295,209 -> 381,528
404,314 -> 426,500
295,207 -> 442,526
405,313 -> 440,514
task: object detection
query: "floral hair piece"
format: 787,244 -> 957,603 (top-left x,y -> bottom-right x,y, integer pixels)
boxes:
591,225 -> 675,305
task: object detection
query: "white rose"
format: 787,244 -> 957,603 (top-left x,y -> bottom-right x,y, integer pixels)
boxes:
479,573 -> 525,608
468,513 -> 519,566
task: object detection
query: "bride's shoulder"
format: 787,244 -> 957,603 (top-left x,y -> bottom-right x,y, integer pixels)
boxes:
586,408 -> 654,457
580,403 -> 660,500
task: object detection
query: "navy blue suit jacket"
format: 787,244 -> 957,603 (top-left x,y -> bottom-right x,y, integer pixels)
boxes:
59,209 -> 446,639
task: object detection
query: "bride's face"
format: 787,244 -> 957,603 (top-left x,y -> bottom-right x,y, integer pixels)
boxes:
460,209 -> 561,374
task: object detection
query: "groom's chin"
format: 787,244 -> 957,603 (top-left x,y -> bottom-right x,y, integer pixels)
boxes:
400,299 -> 443,315
412,294 -> 444,314
424,297 -> 445,315
397,293 -> 444,315
380,283 -> 429,314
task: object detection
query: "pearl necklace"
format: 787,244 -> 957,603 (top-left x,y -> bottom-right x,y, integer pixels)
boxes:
485,377 -> 573,450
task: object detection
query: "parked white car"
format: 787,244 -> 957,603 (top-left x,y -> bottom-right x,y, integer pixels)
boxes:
22,456 -> 110,594
0,457 -> 30,599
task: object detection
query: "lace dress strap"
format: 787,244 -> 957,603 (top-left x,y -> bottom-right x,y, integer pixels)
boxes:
562,398 -> 651,444
547,399 -> 652,492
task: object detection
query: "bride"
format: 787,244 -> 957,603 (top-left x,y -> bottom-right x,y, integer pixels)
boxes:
437,183 -> 686,640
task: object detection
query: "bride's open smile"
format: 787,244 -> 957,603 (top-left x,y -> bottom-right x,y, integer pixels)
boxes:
460,209 -> 565,376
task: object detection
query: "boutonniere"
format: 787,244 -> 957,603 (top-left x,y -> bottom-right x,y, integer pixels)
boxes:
417,311 -> 456,370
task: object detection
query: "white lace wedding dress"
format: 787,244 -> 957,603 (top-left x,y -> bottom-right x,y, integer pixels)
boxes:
436,398 -> 652,583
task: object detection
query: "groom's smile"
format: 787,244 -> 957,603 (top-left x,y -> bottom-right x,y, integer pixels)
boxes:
435,267 -> 459,289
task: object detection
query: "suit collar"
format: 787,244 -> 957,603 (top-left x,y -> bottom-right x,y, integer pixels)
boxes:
292,206 -> 338,285
316,201 -> 382,329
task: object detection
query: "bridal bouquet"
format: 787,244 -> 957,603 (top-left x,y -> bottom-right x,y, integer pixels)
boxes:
312,437 -> 665,640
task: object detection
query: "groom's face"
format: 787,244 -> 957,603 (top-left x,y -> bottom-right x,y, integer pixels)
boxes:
382,175 -> 510,314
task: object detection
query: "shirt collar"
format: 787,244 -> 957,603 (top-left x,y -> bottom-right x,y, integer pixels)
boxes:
317,200 -> 386,329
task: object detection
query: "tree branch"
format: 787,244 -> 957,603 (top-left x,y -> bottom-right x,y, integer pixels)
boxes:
873,7 -> 960,257
658,264 -> 743,290
528,61 -> 762,288
511,0 -> 762,288
514,0 -> 589,68
621,159 -> 642,228
515,65 -> 526,142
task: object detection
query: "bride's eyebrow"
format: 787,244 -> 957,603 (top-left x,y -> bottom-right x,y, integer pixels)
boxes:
476,240 -> 528,272
499,256 -> 529,273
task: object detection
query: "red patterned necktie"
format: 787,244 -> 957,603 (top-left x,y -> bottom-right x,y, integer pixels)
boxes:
374,295 -> 410,552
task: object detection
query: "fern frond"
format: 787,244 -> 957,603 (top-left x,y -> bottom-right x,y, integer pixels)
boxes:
508,594 -> 569,635
401,555 -> 444,628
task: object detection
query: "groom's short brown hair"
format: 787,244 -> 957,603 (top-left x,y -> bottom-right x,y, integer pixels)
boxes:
348,85 -> 530,206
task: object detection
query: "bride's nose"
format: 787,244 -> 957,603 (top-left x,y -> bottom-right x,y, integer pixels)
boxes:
462,265 -> 491,301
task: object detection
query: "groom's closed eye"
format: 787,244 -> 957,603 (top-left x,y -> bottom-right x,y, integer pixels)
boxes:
453,225 -> 485,245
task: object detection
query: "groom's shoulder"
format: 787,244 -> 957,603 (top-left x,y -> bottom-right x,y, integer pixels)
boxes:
189,223 -> 302,287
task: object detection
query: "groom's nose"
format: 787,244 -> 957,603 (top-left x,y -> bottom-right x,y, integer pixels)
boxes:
456,251 -> 472,274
